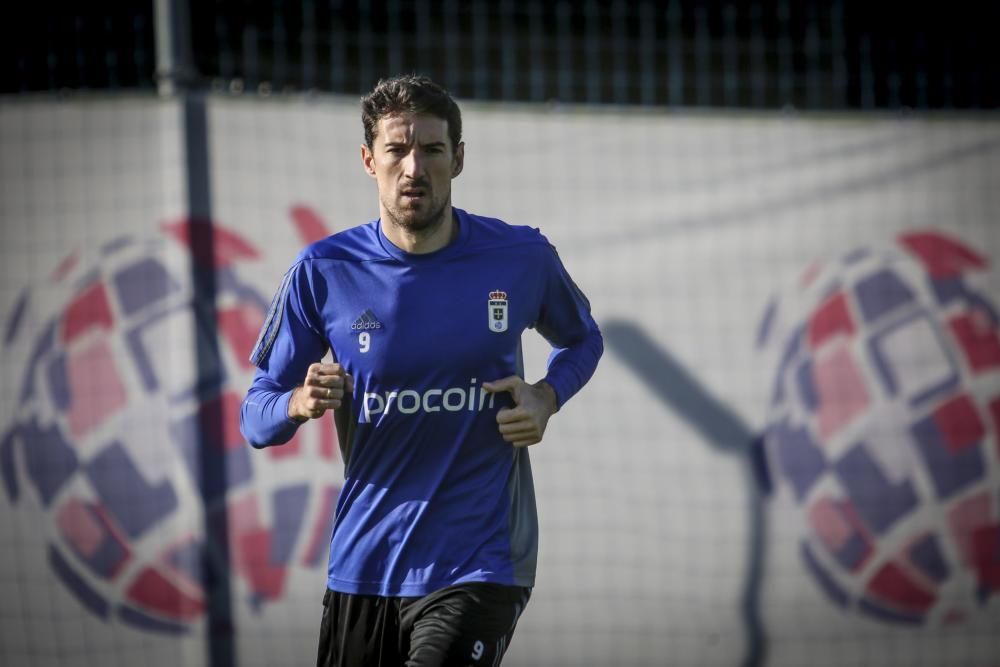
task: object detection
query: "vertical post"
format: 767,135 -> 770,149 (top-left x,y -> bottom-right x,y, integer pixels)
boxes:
183,95 -> 234,667
154,3 -> 234,667
153,0 -> 175,96
154,0 -> 197,96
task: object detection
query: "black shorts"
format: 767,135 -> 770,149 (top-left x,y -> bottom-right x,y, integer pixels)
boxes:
316,582 -> 531,667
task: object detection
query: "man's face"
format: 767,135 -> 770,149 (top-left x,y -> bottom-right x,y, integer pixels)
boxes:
362,112 -> 464,234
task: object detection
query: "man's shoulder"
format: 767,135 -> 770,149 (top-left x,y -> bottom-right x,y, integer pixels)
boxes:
461,209 -> 551,251
295,220 -> 383,265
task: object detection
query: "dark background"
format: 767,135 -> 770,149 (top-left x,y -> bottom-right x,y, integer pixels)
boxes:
4,1 -> 999,109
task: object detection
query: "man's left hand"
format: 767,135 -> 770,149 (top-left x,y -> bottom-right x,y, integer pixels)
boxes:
482,376 -> 558,447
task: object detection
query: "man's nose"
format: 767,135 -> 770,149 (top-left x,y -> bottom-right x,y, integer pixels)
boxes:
401,150 -> 424,178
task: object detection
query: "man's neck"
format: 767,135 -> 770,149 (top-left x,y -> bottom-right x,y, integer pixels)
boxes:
381,205 -> 456,254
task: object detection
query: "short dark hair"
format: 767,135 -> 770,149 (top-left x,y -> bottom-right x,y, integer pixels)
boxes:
361,74 -> 462,151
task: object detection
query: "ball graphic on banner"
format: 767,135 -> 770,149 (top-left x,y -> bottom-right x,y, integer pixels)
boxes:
757,230 -> 1000,625
0,220 -> 341,634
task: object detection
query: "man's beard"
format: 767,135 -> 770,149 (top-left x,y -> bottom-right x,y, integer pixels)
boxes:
384,194 -> 450,238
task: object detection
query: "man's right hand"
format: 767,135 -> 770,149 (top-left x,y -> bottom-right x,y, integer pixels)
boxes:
288,362 -> 354,422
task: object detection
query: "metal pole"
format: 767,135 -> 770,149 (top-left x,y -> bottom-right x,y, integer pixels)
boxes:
154,0 -> 198,96
153,4 -> 233,667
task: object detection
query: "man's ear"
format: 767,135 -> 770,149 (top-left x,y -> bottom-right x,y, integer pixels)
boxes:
361,143 -> 377,178
452,141 -> 465,178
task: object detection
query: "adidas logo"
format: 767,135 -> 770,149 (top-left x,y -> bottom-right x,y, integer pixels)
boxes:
351,308 -> 383,331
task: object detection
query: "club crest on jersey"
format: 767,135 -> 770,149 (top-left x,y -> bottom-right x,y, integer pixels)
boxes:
488,290 -> 508,333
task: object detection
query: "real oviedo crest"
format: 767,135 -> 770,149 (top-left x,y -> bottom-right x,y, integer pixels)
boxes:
488,290 -> 508,333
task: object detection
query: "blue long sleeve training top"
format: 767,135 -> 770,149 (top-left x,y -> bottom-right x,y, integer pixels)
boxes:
240,208 -> 602,596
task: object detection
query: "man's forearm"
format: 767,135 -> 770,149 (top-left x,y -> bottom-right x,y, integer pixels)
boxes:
240,386 -> 301,447
542,328 -> 604,409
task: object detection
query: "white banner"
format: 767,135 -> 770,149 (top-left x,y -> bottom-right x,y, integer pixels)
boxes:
1,95 -> 998,666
